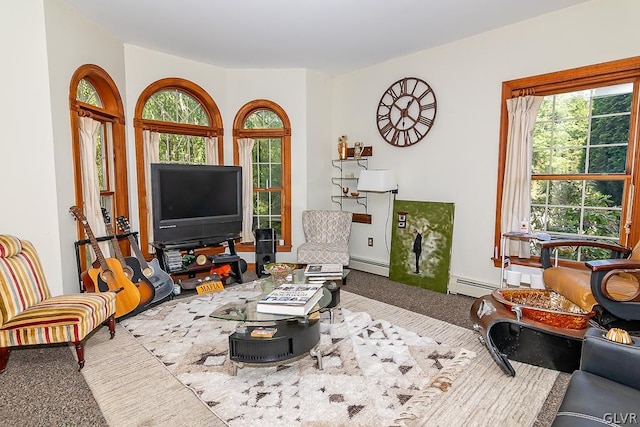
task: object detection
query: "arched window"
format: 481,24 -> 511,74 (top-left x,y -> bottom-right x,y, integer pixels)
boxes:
69,64 -> 128,270
233,100 -> 292,252
134,78 -> 223,257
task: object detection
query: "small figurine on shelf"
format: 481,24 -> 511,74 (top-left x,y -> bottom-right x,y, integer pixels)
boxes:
353,141 -> 363,160
337,135 -> 348,159
342,186 -> 349,196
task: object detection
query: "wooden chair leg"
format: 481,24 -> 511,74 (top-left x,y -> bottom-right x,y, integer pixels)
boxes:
106,314 -> 116,339
0,347 -> 10,374
74,342 -> 85,371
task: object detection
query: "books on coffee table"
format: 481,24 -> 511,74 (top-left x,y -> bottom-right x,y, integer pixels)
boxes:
250,327 -> 277,338
256,283 -> 324,316
303,263 -> 343,277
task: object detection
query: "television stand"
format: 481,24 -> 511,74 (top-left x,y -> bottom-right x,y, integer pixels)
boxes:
151,235 -> 244,285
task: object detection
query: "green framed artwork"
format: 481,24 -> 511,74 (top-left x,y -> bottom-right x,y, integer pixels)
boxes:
389,200 -> 455,293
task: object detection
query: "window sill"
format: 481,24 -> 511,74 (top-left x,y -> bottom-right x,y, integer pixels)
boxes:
491,256 -> 590,271
236,243 -> 292,253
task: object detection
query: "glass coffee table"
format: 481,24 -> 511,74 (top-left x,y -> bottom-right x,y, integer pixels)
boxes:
210,269 -> 346,375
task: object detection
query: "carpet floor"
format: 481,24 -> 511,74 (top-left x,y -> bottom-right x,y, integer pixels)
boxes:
0,269 -> 569,426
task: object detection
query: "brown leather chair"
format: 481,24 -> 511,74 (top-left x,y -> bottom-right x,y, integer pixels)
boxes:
540,239 -> 640,329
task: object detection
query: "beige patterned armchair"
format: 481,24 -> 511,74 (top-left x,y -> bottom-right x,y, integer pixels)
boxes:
297,210 -> 353,266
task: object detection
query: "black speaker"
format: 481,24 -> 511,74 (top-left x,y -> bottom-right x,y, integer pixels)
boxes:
255,228 -> 276,277
256,239 -> 276,254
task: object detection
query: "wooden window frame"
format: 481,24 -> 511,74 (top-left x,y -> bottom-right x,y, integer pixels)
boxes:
134,78 -> 224,258
69,64 -> 129,268
494,56 -> 640,267
233,100 -> 292,253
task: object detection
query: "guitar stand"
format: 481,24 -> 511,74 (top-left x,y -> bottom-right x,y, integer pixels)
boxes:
74,232 -> 138,292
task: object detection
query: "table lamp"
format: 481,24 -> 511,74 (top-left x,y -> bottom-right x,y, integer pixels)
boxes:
357,169 -> 398,194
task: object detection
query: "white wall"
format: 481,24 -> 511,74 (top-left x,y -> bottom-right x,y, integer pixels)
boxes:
334,0 -> 640,287
8,0 -> 640,296
123,47 -> 319,263
122,45 -> 228,239
0,1 -> 61,292
226,68 -> 312,261
305,70 -> 334,212
42,0 -> 127,294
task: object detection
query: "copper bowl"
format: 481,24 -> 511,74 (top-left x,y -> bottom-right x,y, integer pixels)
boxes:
492,288 -> 595,330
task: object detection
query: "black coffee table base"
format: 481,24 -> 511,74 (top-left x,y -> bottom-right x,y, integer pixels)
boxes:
228,319 -> 322,375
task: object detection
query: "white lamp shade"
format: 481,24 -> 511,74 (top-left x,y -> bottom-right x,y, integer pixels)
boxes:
357,169 -> 398,192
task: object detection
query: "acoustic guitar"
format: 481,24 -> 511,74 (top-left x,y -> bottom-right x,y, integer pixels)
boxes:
70,206 -> 140,318
101,209 -> 155,309
116,216 -> 174,304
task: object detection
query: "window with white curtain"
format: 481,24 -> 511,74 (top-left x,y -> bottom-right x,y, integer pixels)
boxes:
70,65 -> 129,272
77,79 -> 115,214
530,84 -> 632,261
495,57 -> 640,266
233,101 -> 292,251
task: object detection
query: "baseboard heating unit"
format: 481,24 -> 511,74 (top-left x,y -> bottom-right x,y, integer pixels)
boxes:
349,256 -> 389,277
349,259 -> 498,299
448,276 -> 498,298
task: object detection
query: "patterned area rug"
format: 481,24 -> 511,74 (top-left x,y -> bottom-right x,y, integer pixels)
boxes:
121,282 -> 475,426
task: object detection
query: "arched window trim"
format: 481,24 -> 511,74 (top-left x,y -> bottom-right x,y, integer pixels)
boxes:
233,100 -> 292,253
134,78 -> 224,257
69,64 -> 129,268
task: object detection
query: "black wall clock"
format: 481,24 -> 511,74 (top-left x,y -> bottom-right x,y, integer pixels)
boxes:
376,77 -> 437,147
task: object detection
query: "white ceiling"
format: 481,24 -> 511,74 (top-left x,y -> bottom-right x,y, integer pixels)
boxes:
65,0 -> 590,75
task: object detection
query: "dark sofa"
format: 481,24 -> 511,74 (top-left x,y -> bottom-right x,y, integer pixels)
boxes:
552,328 -> 640,426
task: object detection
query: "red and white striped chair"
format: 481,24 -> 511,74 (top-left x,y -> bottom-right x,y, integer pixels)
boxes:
0,235 -> 116,373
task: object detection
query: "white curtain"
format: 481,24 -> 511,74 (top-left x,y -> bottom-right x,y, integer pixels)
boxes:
501,95 -> 543,257
237,138 -> 255,243
143,130 -> 160,251
205,136 -> 219,165
78,116 -> 110,257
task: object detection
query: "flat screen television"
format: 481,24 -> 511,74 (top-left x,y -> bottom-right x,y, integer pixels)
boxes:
150,163 -> 243,244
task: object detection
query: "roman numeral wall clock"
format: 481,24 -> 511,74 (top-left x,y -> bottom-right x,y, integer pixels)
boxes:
376,77 -> 437,147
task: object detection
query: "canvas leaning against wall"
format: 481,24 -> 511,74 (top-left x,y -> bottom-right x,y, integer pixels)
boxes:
389,200 -> 454,294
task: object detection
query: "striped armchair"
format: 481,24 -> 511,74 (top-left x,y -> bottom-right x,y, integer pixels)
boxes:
0,235 -> 116,373
297,210 -> 353,266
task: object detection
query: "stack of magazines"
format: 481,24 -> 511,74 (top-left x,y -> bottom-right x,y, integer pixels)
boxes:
303,263 -> 343,282
256,283 -> 324,316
